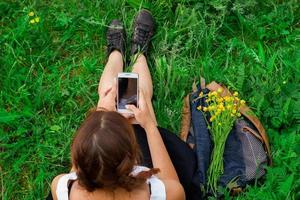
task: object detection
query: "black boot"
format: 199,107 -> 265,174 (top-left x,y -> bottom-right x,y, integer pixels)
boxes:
131,10 -> 155,56
106,19 -> 126,57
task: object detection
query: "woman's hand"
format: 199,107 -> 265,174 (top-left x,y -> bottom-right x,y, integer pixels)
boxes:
97,80 -> 117,111
126,90 -> 156,129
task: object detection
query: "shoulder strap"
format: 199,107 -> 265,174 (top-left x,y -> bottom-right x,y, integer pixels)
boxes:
132,166 -> 166,200
180,95 -> 191,143
56,172 -> 77,200
147,176 -> 166,200
180,76 -> 205,143
206,81 -> 272,165
200,77 -> 206,90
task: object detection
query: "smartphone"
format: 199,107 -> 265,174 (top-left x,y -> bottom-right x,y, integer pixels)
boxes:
117,73 -> 139,114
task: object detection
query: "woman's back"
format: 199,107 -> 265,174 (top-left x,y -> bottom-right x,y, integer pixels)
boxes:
52,166 -> 166,200
69,181 -> 150,200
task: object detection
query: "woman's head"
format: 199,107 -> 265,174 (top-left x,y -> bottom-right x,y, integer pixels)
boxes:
71,111 -> 142,192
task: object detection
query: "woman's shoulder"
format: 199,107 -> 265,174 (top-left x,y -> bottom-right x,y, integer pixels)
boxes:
50,173 -> 68,200
51,172 -> 78,200
134,167 -> 184,200
162,179 -> 185,200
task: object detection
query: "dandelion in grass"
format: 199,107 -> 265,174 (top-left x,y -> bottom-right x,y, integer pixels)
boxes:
28,11 -> 40,24
28,11 -> 34,16
198,87 -> 246,195
34,17 -> 40,23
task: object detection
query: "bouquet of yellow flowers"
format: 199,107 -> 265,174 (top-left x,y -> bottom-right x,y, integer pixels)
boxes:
197,88 -> 245,194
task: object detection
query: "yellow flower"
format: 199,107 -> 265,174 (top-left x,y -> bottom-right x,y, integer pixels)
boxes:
199,92 -> 204,97
211,91 -> 218,96
237,113 -> 241,117
217,88 -> 223,93
208,106 -> 212,111
217,105 -> 224,112
29,19 -> 35,24
28,11 -> 34,17
226,105 -> 232,110
233,91 -> 238,97
210,116 -> 215,122
203,107 -> 208,112
232,109 -> 237,114
197,105 -> 202,110
34,17 -> 40,23
240,100 -> 246,105
216,97 -> 223,103
224,96 -> 230,102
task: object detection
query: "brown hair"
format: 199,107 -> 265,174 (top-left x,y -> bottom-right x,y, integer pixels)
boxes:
71,111 -> 158,192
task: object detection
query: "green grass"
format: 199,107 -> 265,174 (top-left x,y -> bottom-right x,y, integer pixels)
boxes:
0,0 -> 299,199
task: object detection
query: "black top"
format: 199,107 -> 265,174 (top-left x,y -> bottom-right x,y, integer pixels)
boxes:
133,125 -> 200,200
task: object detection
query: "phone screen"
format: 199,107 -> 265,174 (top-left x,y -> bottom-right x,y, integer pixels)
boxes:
118,77 -> 138,109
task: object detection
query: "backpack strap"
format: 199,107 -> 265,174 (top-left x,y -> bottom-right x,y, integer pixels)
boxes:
200,77 -> 206,90
180,77 -> 202,144
180,95 -> 191,144
206,81 -> 272,165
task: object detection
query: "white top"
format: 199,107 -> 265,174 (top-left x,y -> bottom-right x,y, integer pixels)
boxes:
56,165 -> 166,200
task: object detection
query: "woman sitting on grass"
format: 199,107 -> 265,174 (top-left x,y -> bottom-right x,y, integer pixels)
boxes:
50,10 -> 190,200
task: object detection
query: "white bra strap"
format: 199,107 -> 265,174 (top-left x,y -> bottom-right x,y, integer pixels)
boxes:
132,166 -> 166,200
148,177 -> 166,200
56,172 -> 77,200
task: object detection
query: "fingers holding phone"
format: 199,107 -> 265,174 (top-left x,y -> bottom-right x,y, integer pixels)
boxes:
126,90 -> 155,129
116,72 -> 155,128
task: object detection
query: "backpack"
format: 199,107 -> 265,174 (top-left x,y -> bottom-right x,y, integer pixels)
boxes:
180,78 -> 272,196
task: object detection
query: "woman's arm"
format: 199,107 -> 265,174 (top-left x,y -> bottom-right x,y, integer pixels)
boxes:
145,123 -> 185,199
143,123 -> 179,181
127,91 -> 179,181
126,91 -> 185,199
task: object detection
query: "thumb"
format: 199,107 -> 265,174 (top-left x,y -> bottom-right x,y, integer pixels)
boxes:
121,113 -> 134,119
126,104 -> 138,114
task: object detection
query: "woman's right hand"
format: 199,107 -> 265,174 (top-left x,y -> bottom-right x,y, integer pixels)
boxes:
126,90 -> 156,129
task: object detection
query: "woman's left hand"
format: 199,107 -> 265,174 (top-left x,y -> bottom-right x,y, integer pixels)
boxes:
97,81 -> 117,111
